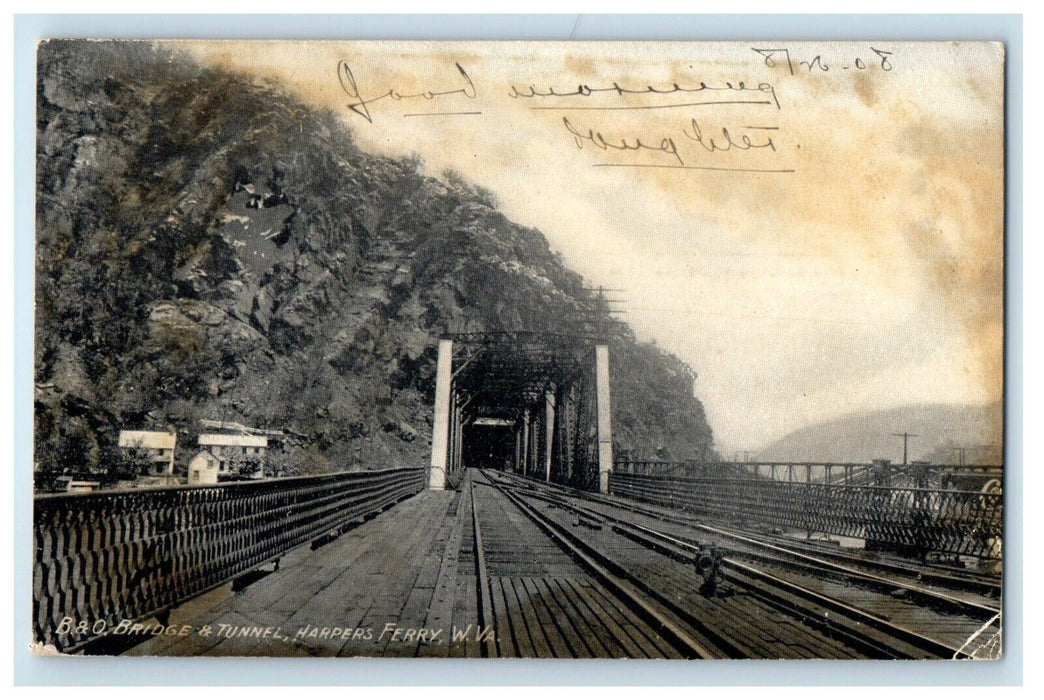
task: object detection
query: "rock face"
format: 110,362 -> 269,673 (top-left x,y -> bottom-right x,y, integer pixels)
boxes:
34,41 -> 715,480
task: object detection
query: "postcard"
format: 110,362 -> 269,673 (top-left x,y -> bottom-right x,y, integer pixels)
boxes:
32,39 -> 1004,659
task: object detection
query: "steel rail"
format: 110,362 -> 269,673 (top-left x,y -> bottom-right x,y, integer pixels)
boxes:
669,520 -> 999,619
594,488 -> 1003,596
506,473 -> 998,623
737,528 -> 1002,595
487,471 -> 928,659
607,515 -> 967,659
488,471 -> 976,659
504,471 -> 1001,597
478,471 -> 725,659
467,471 -> 498,658
507,475 -> 999,620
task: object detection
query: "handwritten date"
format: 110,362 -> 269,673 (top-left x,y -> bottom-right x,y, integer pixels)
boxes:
752,47 -> 894,75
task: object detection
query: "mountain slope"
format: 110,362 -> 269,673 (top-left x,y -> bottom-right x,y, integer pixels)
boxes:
34,40 -> 715,480
755,403 -> 1003,464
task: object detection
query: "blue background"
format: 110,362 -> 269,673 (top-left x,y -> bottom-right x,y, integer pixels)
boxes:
12,13 -> 1023,686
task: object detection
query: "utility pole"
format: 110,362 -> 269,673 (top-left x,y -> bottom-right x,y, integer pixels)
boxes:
580,285 -> 626,341
893,432 -> 919,465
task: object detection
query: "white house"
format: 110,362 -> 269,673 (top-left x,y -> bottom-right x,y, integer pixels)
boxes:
118,430 -> 177,475
197,433 -> 268,477
187,450 -> 221,485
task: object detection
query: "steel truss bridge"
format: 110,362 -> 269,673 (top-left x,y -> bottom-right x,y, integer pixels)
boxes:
32,334 -> 1004,659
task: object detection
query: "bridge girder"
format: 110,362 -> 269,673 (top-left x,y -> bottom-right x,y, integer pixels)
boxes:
429,330 -> 614,492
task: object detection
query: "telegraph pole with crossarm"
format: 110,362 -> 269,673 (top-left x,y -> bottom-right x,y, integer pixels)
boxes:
893,432 -> 919,465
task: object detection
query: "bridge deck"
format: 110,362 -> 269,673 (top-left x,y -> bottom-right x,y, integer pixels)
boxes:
127,490 -> 469,657
121,470 -> 1001,659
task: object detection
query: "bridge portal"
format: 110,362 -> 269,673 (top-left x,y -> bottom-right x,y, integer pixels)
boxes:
428,332 -> 613,492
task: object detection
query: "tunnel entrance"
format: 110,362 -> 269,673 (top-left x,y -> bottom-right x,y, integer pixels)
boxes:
428,330 -> 615,493
462,421 -> 515,471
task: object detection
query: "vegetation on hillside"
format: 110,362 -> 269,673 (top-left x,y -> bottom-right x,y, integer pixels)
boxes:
34,40 -> 715,484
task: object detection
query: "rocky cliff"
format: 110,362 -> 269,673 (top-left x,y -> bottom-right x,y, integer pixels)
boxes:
34,40 -> 715,480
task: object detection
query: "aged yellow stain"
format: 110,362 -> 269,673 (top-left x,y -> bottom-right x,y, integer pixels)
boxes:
169,40 -> 1004,449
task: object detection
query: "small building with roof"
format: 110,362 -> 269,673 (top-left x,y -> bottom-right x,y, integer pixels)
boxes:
187,450 -> 221,485
198,433 -> 268,478
118,430 -> 177,475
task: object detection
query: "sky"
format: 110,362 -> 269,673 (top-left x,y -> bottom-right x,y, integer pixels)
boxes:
183,40 -> 1005,452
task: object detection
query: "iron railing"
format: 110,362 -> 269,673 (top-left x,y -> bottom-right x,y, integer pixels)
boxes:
608,472 -> 1003,560
614,460 -> 1003,489
33,468 -> 425,651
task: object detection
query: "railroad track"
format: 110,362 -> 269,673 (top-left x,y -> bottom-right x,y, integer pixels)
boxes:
473,469 -> 982,658
742,529 -> 1002,597
624,504 -> 1001,598
465,470 -> 690,658
497,471 -> 1003,648
502,470 -> 1001,601
466,469 -> 498,658
528,481 -> 1001,620
482,469 -> 999,659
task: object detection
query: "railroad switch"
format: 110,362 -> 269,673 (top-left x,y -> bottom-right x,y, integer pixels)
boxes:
695,547 -> 727,597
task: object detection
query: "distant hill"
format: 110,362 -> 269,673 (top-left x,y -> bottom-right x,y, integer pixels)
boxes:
755,403 -> 1003,465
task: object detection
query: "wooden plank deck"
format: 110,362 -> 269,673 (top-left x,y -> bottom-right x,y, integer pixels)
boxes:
468,474 -> 678,658
126,490 -> 472,658
119,470 -> 978,660
125,475 -> 683,659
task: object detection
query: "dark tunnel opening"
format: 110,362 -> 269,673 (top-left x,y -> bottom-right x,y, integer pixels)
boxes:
462,424 -> 515,471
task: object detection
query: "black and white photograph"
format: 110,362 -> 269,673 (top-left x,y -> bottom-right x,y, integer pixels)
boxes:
30,38 -> 1005,661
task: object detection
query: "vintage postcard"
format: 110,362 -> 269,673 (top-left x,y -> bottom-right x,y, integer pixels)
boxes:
32,39 -> 1004,660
